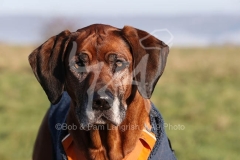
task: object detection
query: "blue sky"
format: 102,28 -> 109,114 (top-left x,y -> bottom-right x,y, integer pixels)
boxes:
1,0 -> 240,45
1,0 -> 240,16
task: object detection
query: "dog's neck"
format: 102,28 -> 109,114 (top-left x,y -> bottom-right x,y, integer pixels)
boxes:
67,91 -> 151,160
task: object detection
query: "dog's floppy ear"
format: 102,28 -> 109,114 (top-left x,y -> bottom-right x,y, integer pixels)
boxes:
28,30 -> 72,104
121,26 -> 169,99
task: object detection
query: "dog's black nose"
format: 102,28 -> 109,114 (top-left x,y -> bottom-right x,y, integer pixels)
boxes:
92,91 -> 114,111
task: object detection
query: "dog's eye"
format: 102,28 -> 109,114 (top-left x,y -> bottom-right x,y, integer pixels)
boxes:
76,60 -> 85,67
115,59 -> 129,72
72,61 -> 87,73
108,54 -> 129,72
78,54 -> 89,64
116,60 -> 123,67
75,54 -> 89,67
72,54 -> 89,72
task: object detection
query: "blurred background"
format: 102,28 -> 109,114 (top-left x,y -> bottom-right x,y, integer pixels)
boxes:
0,0 -> 240,159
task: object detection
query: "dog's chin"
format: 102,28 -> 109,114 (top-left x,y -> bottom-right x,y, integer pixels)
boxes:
94,116 -> 119,126
79,116 -> 122,131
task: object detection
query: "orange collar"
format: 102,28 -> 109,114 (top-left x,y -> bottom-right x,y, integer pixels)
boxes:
62,128 -> 156,160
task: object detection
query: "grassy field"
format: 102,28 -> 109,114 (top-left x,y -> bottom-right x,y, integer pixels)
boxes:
0,44 -> 240,160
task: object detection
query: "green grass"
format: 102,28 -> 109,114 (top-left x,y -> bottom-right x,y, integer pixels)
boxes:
0,44 -> 240,159
0,44 -> 50,160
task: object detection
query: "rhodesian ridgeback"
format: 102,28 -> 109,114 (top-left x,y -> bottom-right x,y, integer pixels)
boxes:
29,24 -> 176,160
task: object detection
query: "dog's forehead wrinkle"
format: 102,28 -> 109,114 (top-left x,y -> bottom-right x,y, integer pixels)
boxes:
76,31 -> 132,65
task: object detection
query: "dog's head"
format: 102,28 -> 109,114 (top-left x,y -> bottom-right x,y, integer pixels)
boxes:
29,24 -> 169,128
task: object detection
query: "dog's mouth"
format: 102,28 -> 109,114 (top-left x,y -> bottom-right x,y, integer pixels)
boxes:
78,116 -> 119,131
76,101 -> 126,130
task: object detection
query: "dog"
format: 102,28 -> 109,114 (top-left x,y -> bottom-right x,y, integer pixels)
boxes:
29,24 -> 176,160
